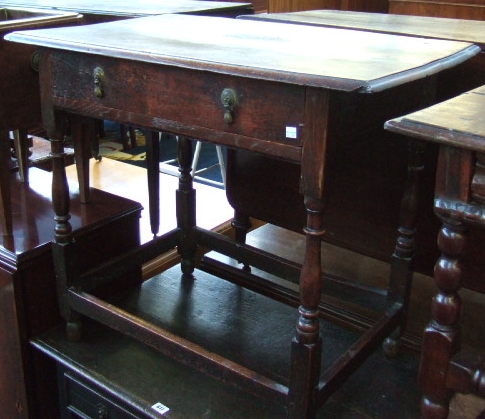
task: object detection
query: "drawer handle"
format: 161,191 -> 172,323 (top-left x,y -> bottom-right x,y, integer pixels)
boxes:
220,88 -> 237,124
97,404 -> 109,419
93,67 -> 105,98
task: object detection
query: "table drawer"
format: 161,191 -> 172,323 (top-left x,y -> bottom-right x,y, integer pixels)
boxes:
49,51 -> 306,149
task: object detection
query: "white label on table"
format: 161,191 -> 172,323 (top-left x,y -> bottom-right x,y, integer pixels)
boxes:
151,402 -> 170,415
286,126 -> 298,139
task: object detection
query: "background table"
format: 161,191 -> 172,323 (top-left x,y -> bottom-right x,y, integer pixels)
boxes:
6,14 -> 479,418
0,0 -> 253,22
385,85 -> 485,419
230,9 -> 485,297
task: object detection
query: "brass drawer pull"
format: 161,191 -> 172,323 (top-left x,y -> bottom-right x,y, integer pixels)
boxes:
93,67 -> 105,98
220,88 -> 237,124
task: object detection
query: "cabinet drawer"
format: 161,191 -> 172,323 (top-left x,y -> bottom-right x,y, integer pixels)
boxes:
60,369 -> 164,419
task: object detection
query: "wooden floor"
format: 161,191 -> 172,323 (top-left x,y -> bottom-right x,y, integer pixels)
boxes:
27,137 -> 485,418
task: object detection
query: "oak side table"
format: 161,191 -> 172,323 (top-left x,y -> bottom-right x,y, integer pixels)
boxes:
6,15 -> 481,418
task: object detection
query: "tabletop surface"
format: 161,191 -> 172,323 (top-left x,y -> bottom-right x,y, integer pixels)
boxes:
385,85 -> 485,152
238,9 -> 485,50
0,0 -> 251,16
5,14 -> 480,93
0,7 -> 81,32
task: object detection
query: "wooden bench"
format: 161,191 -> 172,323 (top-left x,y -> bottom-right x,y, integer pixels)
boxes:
385,85 -> 485,419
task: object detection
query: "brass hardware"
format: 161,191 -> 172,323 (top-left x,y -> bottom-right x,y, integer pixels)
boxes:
93,67 -> 105,98
220,88 -> 237,124
30,50 -> 40,72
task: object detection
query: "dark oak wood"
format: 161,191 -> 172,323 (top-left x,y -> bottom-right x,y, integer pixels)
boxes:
0,167 -> 142,419
385,85 -> 485,419
6,14 -> 480,419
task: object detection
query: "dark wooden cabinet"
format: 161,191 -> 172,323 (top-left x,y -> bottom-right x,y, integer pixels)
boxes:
0,168 -> 142,419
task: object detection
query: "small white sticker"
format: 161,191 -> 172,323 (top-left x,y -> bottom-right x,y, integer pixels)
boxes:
286,126 -> 298,139
152,402 -> 170,415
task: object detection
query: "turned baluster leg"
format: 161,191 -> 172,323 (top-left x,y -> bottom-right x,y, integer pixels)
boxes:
420,216 -> 465,419
288,87 -> 328,419
145,130 -> 160,237
384,77 -> 437,355
176,136 -> 197,277
288,196 -> 324,419
72,115 -> 93,203
50,128 -> 82,341
383,139 -> 425,356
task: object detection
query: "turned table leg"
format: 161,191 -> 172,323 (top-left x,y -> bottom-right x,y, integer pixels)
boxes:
384,139 -> 425,356
287,196 -> 324,419
176,136 -> 197,277
145,130 -> 160,237
50,129 -> 83,342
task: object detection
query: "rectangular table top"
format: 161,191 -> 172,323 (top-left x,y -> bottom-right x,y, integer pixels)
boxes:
4,13 -> 480,94
0,0 -> 252,17
238,9 -> 485,50
385,85 -> 485,152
